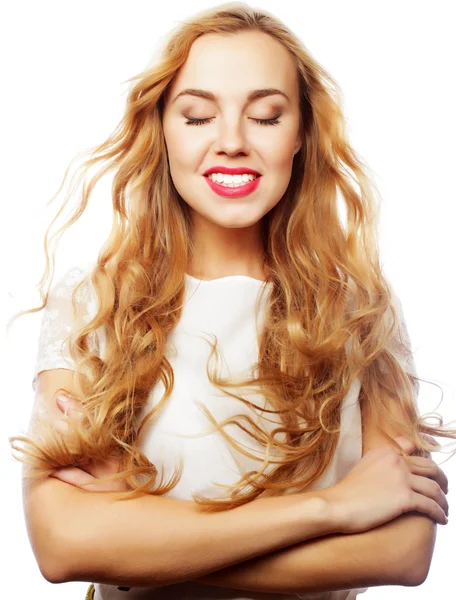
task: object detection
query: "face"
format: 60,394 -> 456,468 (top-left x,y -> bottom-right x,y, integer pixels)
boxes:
162,30 -> 302,231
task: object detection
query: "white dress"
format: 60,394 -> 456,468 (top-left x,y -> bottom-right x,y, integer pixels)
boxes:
31,263 -> 417,600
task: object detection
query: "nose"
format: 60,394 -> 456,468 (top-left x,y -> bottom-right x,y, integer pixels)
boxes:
213,114 -> 251,156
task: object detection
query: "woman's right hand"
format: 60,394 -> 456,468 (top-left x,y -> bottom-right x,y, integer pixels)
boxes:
321,436 -> 449,534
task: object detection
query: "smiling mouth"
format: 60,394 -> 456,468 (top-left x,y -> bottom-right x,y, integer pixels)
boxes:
204,174 -> 261,187
203,174 -> 262,197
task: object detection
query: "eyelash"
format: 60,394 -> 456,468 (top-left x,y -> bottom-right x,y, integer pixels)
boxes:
184,116 -> 281,127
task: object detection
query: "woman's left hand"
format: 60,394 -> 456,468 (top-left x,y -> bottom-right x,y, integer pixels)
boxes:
50,394 -> 130,492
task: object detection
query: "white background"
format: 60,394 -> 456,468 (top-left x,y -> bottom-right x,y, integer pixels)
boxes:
1,1 -> 455,598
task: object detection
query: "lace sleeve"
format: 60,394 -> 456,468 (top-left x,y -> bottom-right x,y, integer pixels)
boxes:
31,264 -> 100,391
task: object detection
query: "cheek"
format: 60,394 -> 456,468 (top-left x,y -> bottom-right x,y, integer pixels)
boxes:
280,127 -> 298,153
165,127 -> 206,174
266,145 -> 296,179
261,128 -> 297,164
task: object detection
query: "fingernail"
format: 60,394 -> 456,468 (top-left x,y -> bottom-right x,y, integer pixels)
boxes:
56,395 -> 71,415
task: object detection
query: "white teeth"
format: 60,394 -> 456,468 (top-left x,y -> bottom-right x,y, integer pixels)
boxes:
207,173 -> 258,186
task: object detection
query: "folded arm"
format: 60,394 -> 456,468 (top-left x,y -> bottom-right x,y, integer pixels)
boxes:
185,385 -> 439,595
28,370 -> 438,593
25,470 -> 335,587
25,370 -> 338,587
191,510 -> 435,594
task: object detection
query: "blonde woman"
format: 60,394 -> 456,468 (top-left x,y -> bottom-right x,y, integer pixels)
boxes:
10,3 -> 453,600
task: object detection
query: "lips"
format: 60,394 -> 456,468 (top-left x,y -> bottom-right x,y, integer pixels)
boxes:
203,166 -> 261,176
204,172 -> 262,198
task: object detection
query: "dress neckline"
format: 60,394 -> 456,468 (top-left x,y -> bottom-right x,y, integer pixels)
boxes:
184,273 -> 273,287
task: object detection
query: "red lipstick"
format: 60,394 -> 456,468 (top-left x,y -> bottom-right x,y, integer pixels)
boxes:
203,166 -> 262,198
203,166 -> 261,176
204,174 -> 261,198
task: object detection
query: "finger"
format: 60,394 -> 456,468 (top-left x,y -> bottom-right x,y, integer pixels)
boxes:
410,490 -> 448,525
87,457 -> 123,479
51,467 -> 96,488
56,394 -> 85,420
50,467 -> 108,492
394,436 -> 417,455
410,473 -> 449,517
52,466 -> 130,492
395,435 -> 433,459
422,433 -> 441,452
410,434 -> 441,459
407,456 -> 449,495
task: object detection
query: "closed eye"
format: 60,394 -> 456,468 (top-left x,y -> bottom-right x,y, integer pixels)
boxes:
184,116 -> 281,126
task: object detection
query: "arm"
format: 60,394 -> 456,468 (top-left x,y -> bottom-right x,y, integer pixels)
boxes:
49,398 -> 436,594
184,384 -> 439,593
30,472 -> 334,587
192,510 -> 434,593
26,370 -> 338,586
35,379 -> 436,592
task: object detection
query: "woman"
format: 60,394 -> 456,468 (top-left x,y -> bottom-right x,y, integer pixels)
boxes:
10,3 -> 454,599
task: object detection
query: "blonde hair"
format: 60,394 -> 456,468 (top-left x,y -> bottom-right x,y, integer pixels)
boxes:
9,1 -> 456,512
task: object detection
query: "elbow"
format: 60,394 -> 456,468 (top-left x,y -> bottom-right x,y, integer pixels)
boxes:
40,562 -> 66,585
37,513 -> 89,584
400,548 -> 434,588
23,477 -> 87,584
401,562 -> 431,588
397,516 -> 437,587
39,522 -> 91,584
35,528 -> 72,584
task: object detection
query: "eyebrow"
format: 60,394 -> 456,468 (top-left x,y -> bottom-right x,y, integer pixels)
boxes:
171,87 -> 290,105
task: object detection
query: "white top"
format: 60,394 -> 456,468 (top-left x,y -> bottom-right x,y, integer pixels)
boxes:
31,262 -> 416,600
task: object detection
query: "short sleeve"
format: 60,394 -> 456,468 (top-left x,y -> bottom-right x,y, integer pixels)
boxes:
345,277 -> 419,399
383,279 -> 420,400
387,286 -> 418,377
31,264 -> 100,391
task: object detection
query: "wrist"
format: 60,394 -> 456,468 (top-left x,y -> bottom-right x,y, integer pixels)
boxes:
313,487 -> 346,535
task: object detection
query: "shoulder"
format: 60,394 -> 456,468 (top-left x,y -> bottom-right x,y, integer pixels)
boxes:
46,261 -> 99,323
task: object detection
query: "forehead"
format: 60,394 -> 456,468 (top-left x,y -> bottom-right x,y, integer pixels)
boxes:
168,31 -> 299,103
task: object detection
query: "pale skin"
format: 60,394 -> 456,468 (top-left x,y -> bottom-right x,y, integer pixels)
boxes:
51,390 -> 449,593
160,30 -> 302,281
40,31 -> 450,592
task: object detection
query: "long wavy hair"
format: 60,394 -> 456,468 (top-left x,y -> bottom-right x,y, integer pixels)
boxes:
9,2 -> 456,512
